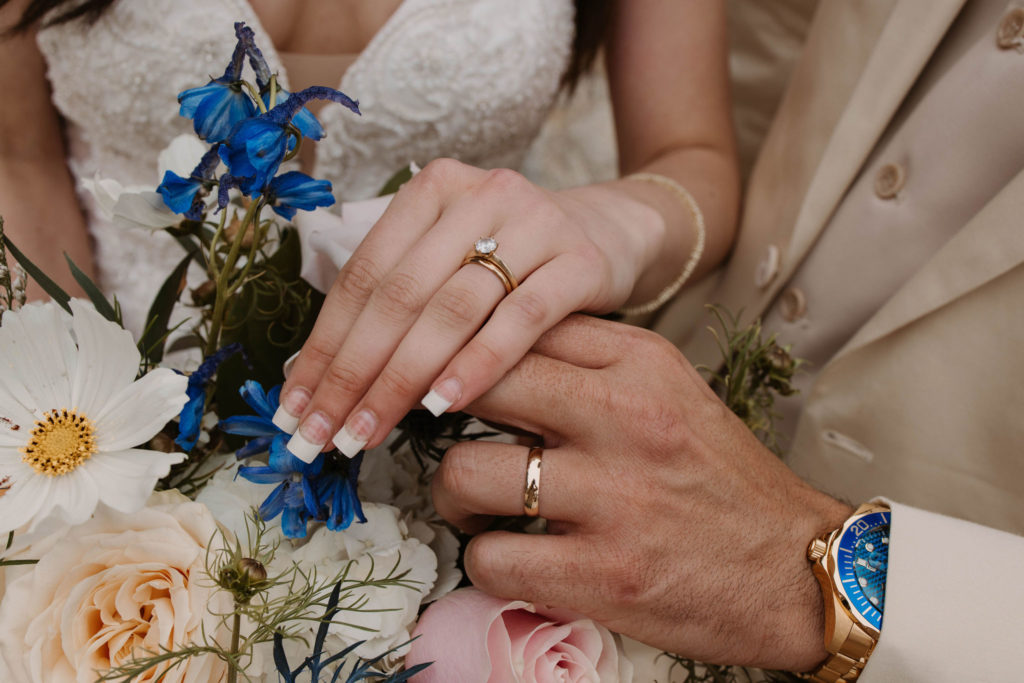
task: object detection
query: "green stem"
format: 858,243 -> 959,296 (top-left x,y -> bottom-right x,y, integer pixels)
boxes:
205,199 -> 263,356
227,611 -> 241,683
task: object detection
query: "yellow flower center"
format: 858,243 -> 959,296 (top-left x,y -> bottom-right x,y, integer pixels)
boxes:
21,409 -> 97,476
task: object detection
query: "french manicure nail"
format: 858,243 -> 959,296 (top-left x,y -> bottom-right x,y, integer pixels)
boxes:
282,349 -> 301,379
286,410 -> 331,463
332,410 -> 376,458
272,386 -> 311,433
421,377 -> 463,417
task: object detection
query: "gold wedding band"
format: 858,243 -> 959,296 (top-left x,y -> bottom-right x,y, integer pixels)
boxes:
462,237 -> 518,294
523,446 -> 543,517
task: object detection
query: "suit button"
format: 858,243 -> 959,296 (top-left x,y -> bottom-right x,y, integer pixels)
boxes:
754,244 -> 780,289
874,162 -> 905,199
997,8 -> 1024,49
779,286 -> 807,322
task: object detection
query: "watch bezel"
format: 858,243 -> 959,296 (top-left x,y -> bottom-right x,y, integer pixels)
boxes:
825,509 -> 890,635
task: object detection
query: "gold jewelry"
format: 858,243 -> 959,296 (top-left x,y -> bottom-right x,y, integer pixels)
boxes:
523,447 -> 543,517
619,172 -> 706,316
803,502 -> 891,682
462,237 -> 519,294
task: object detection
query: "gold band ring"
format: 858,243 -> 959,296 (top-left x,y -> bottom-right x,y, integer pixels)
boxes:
523,446 -> 543,517
462,237 -> 518,294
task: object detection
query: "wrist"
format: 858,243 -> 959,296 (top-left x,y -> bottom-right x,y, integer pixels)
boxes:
780,493 -> 855,672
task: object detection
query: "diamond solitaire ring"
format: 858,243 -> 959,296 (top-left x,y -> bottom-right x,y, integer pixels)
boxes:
461,237 -> 518,293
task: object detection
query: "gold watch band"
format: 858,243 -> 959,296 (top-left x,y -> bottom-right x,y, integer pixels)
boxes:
803,625 -> 875,682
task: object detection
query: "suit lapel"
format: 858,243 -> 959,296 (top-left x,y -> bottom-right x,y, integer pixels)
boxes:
781,0 -> 967,284
678,0 -> 966,367
833,167 -> 1024,363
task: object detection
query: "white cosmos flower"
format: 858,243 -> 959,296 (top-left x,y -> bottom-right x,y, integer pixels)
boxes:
0,299 -> 188,534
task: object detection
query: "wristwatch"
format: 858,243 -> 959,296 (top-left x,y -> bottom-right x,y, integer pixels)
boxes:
804,502 -> 891,682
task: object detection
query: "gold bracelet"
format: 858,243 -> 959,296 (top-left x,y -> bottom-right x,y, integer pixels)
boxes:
619,172 -> 706,316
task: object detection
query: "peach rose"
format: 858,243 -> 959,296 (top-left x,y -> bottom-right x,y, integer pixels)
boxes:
0,492 -> 236,683
405,587 -> 633,682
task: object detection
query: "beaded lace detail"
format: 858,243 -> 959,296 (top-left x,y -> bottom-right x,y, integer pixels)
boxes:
36,0 -> 573,333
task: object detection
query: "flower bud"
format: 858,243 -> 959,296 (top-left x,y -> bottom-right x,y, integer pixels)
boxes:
239,557 -> 267,582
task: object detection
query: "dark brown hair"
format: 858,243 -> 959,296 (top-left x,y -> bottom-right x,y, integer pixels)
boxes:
3,0 -> 612,88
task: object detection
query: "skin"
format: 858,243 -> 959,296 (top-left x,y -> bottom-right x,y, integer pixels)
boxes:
434,314 -> 854,671
0,0 -> 95,298
279,0 -> 741,463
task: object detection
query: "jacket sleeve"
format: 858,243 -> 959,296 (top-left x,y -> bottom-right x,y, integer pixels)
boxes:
862,500 -> 1024,680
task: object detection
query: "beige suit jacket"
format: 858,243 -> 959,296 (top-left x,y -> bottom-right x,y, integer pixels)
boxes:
655,1 -> 1024,679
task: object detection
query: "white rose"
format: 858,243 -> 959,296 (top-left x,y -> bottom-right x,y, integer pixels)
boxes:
0,493 -> 236,683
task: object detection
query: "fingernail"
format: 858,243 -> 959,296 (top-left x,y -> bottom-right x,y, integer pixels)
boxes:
286,410 -> 331,463
332,409 -> 376,458
421,377 -> 462,417
272,386 -> 311,433
282,349 -> 301,379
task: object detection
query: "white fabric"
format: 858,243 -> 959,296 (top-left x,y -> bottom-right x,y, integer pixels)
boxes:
865,501 -> 1024,681
35,0 -> 574,334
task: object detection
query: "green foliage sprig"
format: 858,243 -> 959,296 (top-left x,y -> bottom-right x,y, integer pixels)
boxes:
96,511 -> 424,683
701,304 -> 802,455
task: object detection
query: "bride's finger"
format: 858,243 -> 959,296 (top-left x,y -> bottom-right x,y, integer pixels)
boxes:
432,441 -> 589,533
421,254 -> 594,417
287,202 -> 545,461
275,162 -> 471,431
328,260 -> 523,456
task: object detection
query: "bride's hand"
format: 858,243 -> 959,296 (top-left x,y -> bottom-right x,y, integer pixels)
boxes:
273,157 -> 666,460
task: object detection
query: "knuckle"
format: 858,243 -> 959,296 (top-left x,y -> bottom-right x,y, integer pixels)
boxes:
464,535 -> 501,588
336,256 -> 384,303
464,336 -> 505,372
482,167 -> 525,192
323,361 -> 366,397
376,364 -> 417,398
374,271 -> 424,320
301,338 -> 339,369
415,157 -> 464,190
435,445 -> 477,502
505,289 -> 550,328
431,284 -> 484,329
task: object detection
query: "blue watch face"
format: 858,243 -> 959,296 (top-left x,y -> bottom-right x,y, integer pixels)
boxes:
835,510 -> 890,631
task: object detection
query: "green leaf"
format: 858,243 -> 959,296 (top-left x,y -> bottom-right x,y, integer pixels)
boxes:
140,250 -> 193,364
64,254 -> 120,324
1,234 -> 71,313
377,164 -> 414,197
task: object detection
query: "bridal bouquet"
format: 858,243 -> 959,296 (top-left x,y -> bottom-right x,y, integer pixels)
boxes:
0,22 -> 648,683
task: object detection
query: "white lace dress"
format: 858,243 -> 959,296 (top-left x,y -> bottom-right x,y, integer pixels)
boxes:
35,0 -> 574,334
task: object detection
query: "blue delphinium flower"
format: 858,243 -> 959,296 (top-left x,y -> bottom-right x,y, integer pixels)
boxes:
317,451 -> 367,531
177,24 -> 258,142
223,381 -> 367,538
175,343 -> 244,451
238,442 -> 325,538
219,379 -> 285,459
263,171 -> 335,219
262,88 -> 324,141
157,144 -> 223,219
220,86 -> 359,195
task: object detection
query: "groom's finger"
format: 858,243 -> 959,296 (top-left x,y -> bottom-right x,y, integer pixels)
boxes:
433,441 -> 590,532
464,531 -> 602,613
530,314 -> 637,369
466,352 -> 597,438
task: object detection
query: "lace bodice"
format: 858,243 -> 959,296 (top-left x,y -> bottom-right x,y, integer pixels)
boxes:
36,0 -> 573,334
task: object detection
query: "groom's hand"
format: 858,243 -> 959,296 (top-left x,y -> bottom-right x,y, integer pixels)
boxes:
433,314 -> 852,671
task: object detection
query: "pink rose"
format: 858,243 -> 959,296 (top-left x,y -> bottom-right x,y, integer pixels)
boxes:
405,587 -> 632,682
